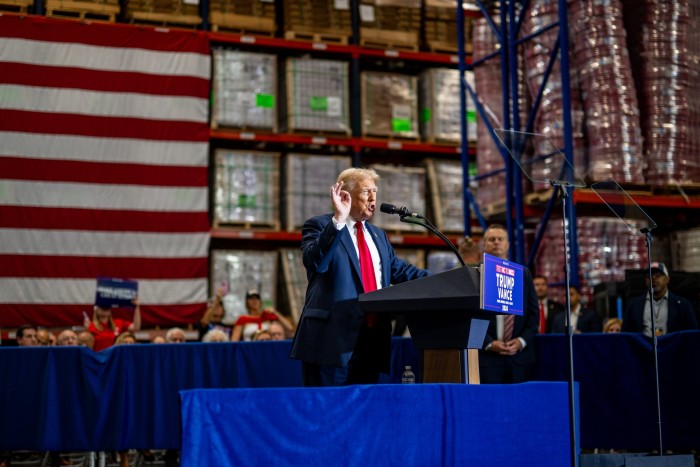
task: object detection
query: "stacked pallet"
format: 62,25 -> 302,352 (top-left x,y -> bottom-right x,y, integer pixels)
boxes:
280,248 -> 306,323
283,0 -> 351,44
360,0 -> 421,51
361,71 -> 419,139
425,158 -> 465,233
210,0 -> 275,35
0,0 -> 33,14
284,57 -> 351,134
211,49 -> 277,131
213,149 -> 280,229
369,164 -> 426,233
211,249 -> 278,324
423,0 -> 472,54
420,68 -> 476,144
124,0 -> 201,27
283,153 -> 352,231
45,0 -> 119,22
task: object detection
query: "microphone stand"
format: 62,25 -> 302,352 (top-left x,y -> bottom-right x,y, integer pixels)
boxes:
641,226 -> 664,456
398,215 -> 465,267
552,180 -> 578,467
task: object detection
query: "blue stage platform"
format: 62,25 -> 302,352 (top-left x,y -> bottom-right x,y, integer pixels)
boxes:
180,383 -> 577,467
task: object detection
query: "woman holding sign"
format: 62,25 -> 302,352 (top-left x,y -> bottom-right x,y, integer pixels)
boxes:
84,298 -> 142,351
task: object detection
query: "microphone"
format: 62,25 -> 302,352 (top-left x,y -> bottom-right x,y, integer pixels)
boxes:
379,203 -> 423,218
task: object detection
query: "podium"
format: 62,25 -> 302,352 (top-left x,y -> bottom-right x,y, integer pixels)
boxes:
359,266 -> 491,384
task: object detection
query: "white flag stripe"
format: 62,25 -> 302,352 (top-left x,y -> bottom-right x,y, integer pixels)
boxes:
0,229 -> 209,257
0,132 -> 208,167
1,180 -> 207,212
1,277 -> 209,304
1,85 -> 209,123
0,38 -> 210,79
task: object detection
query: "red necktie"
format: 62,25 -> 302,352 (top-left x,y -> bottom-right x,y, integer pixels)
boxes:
503,314 -> 514,342
539,301 -> 546,334
355,222 -> 377,326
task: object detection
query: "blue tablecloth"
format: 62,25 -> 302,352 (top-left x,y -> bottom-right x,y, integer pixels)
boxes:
1,332 -> 699,451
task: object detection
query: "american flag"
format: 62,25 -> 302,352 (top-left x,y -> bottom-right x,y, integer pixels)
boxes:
0,16 -> 211,328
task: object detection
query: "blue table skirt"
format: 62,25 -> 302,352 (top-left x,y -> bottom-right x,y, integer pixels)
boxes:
1,332 -> 699,451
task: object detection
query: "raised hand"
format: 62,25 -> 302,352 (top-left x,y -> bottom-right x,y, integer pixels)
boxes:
331,181 -> 351,224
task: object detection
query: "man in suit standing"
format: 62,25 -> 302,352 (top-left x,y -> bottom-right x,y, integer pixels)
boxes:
552,285 -> 602,333
533,275 -> 564,334
479,224 -> 539,384
290,168 -> 431,386
622,262 -> 698,336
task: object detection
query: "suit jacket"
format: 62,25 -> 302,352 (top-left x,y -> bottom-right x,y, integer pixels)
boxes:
622,292 -> 699,334
552,306 -> 602,333
480,268 -> 540,367
290,214 -> 431,370
544,299 -> 565,334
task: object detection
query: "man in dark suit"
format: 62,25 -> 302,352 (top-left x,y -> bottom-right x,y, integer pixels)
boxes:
290,167 -> 431,386
552,285 -> 602,333
533,274 -> 564,334
479,224 -> 539,384
622,262 -> 698,336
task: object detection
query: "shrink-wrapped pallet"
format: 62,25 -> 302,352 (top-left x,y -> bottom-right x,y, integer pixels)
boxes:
359,0 -> 421,50
284,57 -> 350,134
214,150 -> 280,228
209,0 -> 275,34
369,164 -> 426,232
423,0 -> 472,53
362,71 -> 419,139
425,158 -> 465,233
670,227 -> 700,272
283,0 -> 351,43
420,68 -> 476,144
212,49 -> 277,131
280,248 -> 307,323
283,153 -> 352,231
211,249 -> 278,324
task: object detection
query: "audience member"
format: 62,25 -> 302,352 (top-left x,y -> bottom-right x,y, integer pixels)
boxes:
114,332 -> 137,345
151,336 -> 166,344
552,286 -> 602,333
15,325 -> 38,347
622,262 -> 698,336
84,298 -> 142,351
202,329 -> 228,343
252,329 -> 272,341
479,224 -> 539,384
231,290 -> 294,342
290,167 -> 431,386
603,318 -> 622,333
458,236 -> 481,264
165,327 -> 187,343
56,330 -> 79,346
77,331 -> 95,350
533,275 -> 565,334
268,321 -> 287,341
37,328 -> 55,346
198,286 -> 233,340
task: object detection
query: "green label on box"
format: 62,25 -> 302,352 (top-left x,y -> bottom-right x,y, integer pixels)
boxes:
392,118 -> 411,132
309,96 -> 328,111
256,93 -> 275,108
466,110 -> 476,122
237,194 -> 257,208
421,108 -> 432,123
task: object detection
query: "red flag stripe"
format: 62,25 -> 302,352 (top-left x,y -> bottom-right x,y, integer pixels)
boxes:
0,110 -> 209,141
0,206 -> 209,232
0,62 -> 210,98
0,255 -> 207,279
0,15 -> 210,54
0,157 -> 208,187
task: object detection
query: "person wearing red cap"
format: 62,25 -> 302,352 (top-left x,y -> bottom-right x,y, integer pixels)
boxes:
622,262 -> 698,336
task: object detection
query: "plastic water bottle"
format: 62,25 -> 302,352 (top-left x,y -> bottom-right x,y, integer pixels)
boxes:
401,365 -> 415,384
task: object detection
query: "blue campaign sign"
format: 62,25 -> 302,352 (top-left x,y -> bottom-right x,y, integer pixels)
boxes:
95,277 -> 138,309
481,253 -> 524,315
